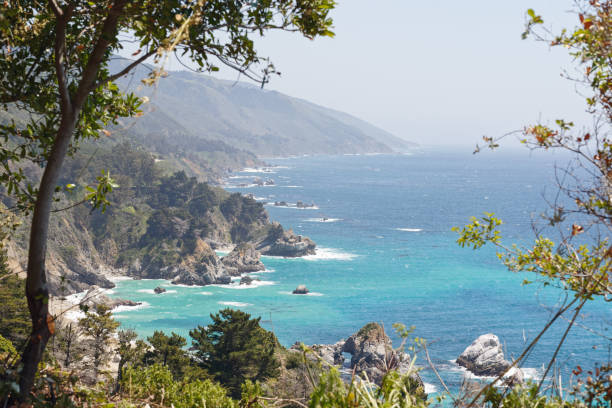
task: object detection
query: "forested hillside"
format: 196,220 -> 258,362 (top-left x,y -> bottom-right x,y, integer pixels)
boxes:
4,142 -> 309,295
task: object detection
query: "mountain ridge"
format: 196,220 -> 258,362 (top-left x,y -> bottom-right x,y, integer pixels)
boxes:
113,59 -> 418,158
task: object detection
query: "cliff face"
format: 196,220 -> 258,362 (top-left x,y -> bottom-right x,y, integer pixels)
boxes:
4,143 -> 317,295
7,188 -> 315,296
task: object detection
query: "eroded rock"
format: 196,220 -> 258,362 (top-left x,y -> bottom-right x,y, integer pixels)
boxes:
456,333 -> 523,385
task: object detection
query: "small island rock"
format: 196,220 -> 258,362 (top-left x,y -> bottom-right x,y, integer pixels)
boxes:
153,286 -> 166,294
292,284 -> 309,294
457,333 -> 523,385
255,223 -> 316,257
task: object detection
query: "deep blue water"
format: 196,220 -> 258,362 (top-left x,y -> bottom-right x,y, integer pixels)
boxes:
110,149 -> 610,393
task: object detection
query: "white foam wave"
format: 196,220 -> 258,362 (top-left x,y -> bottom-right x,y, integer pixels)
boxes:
114,301 -> 150,313
395,228 -> 423,232
170,283 -> 204,288
265,203 -> 319,210
248,268 -> 275,274
304,218 -> 342,223
424,383 -> 437,394
302,247 -> 358,261
102,289 -> 116,295
240,167 -> 277,174
446,360 -> 540,382
137,289 -> 155,294
200,291 -> 213,296
218,301 -> 252,307
282,185 -> 302,188
108,276 -> 133,282
217,280 -> 276,290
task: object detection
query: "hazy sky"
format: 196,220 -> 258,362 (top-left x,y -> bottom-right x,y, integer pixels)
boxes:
140,1 -> 591,147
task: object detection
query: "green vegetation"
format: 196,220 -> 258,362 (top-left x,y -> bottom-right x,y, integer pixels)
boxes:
0,271 -> 30,351
0,0 -> 335,399
78,304 -> 120,381
190,309 -> 280,398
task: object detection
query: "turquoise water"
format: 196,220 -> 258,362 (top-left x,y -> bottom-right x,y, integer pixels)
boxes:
109,149 -> 610,392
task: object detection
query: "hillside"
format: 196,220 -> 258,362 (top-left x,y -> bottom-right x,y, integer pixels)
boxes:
114,60 -> 418,157
5,143 -> 314,295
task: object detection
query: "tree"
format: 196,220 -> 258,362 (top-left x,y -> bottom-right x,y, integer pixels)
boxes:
454,1 -> 612,404
190,308 -> 280,398
50,319 -> 83,369
144,330 -> 190,380
115,328 -> 147,392
78,304 -> 119,381
0,0 -> 335,400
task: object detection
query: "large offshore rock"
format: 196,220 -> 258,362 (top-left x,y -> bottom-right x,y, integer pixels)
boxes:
456,333 -> 523,384
221,243 -> 265,276
255,223 -> 316,257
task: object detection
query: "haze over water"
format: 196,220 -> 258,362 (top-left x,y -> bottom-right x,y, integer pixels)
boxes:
110,149 -> 610,392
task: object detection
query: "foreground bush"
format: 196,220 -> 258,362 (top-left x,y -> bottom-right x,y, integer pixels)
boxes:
121,364 -> 236,408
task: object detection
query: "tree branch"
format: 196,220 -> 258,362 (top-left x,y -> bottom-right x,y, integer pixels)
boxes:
50,1 -> 73,117
72,0 -> 129,111
96,50 -> 156,89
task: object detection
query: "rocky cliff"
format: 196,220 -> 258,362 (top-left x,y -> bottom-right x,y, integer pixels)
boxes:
6,145 -> 316,295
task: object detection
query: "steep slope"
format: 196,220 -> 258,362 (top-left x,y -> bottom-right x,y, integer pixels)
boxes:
114,61 -> 417,157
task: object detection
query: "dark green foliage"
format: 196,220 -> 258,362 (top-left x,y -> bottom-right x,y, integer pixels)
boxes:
0,271 -> 30,351
190,309 -> 280,398
144,331 -> 192,380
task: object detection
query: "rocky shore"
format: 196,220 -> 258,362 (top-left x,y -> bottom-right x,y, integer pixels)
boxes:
291,322 -> 425,390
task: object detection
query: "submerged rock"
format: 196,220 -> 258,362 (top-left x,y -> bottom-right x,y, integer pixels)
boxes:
153,286 -> 166,294
292,284 -> 309,294
221,243 -> 265,276
457,333 -> 523,385
240,275 -> 258,285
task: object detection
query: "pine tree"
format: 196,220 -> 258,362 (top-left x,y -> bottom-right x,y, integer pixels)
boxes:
78,304 -> 119,381
190,308 -> 280,397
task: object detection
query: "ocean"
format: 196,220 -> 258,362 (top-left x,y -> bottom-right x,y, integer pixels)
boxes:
109,148 -> 610,393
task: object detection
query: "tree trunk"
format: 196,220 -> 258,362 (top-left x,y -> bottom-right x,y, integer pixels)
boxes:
19,119 -> 76,401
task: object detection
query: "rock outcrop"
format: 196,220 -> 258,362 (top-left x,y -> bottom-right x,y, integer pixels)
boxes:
294,322 -> 425,389
292,285 -> 309,294
221,243 -> 265,276
240,275 -> 257,285
255,223 -> 316,257
128,238 -> 231,286
154,286 -> 166,294
80,286 -> 142,310
456,333 -> 523,384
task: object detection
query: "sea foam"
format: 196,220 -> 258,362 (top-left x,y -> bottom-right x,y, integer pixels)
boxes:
302,247 -> 358,261
304,218 -> 342,223
219,280 -> 276,290
114,301 -> 150,313
218,301 -> 252,307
